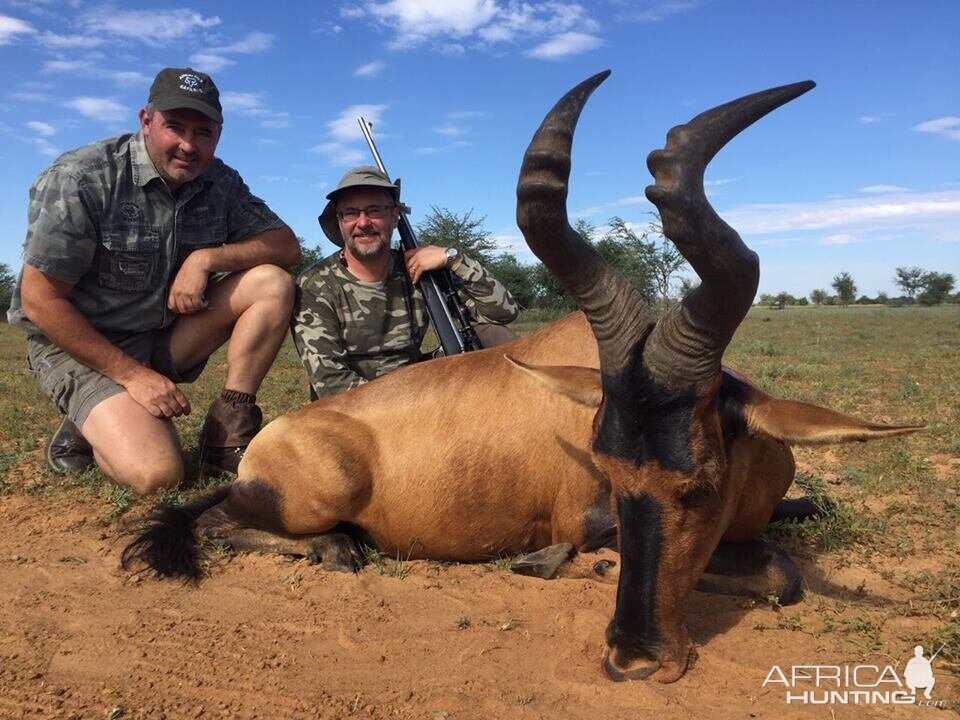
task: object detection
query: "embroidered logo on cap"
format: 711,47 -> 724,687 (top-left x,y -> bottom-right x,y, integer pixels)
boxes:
179,73 -> 203,93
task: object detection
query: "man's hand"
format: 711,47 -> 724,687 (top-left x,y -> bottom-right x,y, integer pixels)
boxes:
404,245 -> 451,284
168,250 -> 211,314
120,364 -> 192,418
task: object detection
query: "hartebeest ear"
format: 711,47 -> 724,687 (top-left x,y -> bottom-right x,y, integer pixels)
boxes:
504,355 -> 602,408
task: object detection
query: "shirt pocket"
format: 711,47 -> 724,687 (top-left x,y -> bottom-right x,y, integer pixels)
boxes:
98,224 -> 160,292
176,206 -> 227,268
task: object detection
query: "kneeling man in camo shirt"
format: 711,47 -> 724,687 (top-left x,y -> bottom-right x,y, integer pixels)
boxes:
8,67 -> 300,492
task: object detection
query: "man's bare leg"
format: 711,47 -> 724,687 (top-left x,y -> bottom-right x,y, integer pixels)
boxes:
82,393 -> 184,494
170,264 -> 294,473
81,264 -> 293,491
168,264 -> 294,392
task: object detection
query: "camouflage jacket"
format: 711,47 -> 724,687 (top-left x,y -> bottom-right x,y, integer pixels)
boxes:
7,131 -> 286,337
292,249 -> 518,398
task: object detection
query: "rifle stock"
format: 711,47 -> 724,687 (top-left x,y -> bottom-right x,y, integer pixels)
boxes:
358,117 -> 481,355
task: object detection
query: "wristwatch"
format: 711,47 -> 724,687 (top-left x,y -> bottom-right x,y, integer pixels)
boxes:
445,247 -> 460,268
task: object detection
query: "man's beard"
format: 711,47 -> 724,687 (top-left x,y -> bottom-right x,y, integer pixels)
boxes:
346,230 -> 389,259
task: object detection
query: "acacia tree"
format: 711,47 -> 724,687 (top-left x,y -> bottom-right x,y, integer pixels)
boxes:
290,236 -> 325,277
917,271 -> 955,306
486,253 -> 538,309
894,266 -> 925,300
809,288 -> 828,305
416,206 -> 498,265
831,271 -> 857,307
0,262 -> 15,319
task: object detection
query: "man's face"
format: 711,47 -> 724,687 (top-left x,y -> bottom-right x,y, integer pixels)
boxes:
139,107 -> 220,191
336,187 -> 400,260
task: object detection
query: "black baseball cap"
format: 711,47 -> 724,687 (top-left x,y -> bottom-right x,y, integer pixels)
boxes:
148,67 -> 223,123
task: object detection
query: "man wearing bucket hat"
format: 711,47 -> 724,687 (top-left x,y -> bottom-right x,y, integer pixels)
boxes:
8,67 -> 300,491
292,165 -> 517,399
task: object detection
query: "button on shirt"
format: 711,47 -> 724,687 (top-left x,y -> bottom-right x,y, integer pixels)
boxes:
8,131 -> 285,337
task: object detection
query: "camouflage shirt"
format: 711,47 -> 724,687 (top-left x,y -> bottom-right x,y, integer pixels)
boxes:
7,131 -> 286,337
293,249 -> 518,398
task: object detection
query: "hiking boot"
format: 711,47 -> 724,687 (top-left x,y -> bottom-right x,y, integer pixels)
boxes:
198,391 -> 262,476
45,417 -> 94,474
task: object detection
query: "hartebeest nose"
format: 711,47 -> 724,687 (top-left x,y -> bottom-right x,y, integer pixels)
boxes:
602,648 -> 661,681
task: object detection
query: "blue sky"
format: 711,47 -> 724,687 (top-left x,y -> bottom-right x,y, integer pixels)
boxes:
1,0 -> 957,298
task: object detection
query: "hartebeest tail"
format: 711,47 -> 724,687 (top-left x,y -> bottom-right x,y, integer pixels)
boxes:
122,485 -> 230,580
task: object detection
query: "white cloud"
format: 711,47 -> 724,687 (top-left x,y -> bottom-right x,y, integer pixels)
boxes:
37,31 -> 103,48
353,1 -> 601,55
913,116 -> 960,141
859,185 -> 909,194
614,195 -> 651,206
446,110 -> 486,120
416,146 -> 442,155
354,60 -> 386,77
12,91 -> 52,102
368,0 -> 499,45
112,71 -> 151,87
309,142 -> 365,166
525,31 -> 602,60
44,59 -> 89,73
188,53 -> 235,72
818,233 -> 854,246
858,115 -> 881,124
64,96 -> 128,124
433,124 -> 465,137
220,92 -> 290,129
26,120 -> 55,136
312,104 -> 389,166
327,104 -> 387,142
208,31 -> 273,54
722,191 -> 960,235
82,8 -> 221,45
0,14 -> 34,44
220,92 -> 263,112
613,1 -> 701,23
190,32 -> 274,73
29,137 -> 59,156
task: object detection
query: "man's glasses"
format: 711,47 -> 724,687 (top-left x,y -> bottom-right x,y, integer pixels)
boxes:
337,204 -> 395,222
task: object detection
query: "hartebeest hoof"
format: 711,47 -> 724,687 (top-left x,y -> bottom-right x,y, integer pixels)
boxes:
602,642 -> 695,683
306,532 -> 365,573
219,528 -> 363,573
696,540 -> 802,605
510,542 -> 575,579
770,495 -> 834,523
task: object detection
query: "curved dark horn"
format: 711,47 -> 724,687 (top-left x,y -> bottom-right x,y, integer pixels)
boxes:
517,70 -> 654,375
642,81 -> 816,388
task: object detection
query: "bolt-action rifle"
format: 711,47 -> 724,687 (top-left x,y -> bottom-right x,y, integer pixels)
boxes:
358,117 -> 482,355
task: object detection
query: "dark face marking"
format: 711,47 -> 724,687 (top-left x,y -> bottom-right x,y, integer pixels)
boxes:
556,435 -> 617,550
593,341 -> 698,474
604,492 -> 664,662
717,369 -> 749,453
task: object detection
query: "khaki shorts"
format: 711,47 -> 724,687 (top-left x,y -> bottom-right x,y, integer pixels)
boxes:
27,328 -> 207,429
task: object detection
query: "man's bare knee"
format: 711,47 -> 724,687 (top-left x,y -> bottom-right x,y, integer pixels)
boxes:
243,264 -> 295,307
108,460 -> 184,496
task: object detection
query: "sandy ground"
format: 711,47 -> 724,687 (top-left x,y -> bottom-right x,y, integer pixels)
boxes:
0,480 -> 956,720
